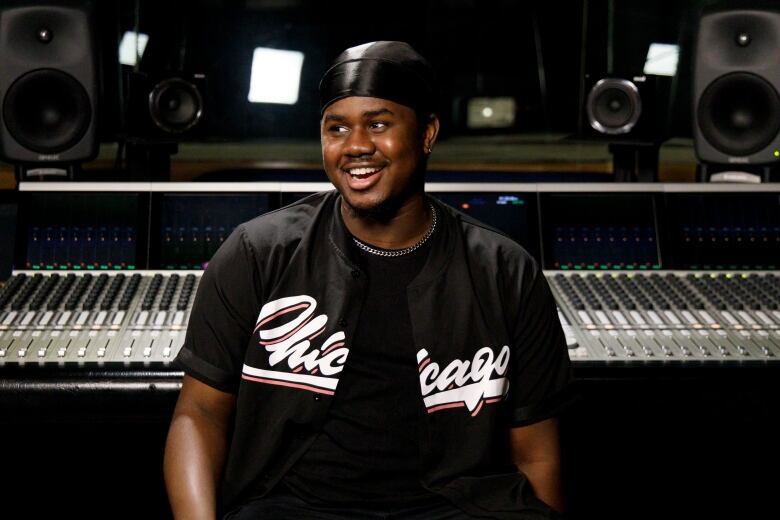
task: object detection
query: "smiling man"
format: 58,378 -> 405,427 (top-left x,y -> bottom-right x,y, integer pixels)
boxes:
164,41 -> 573,520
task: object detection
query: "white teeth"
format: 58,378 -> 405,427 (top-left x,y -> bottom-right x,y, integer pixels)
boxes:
347,167 -> 380,176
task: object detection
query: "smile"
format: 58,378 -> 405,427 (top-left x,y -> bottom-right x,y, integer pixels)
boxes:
346,166 -> 383,179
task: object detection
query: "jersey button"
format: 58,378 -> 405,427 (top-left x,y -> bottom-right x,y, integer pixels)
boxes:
313,394 -> 321,401
338,318 -> 347,327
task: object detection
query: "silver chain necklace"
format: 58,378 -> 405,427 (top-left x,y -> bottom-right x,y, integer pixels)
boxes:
352,203 -> 437,257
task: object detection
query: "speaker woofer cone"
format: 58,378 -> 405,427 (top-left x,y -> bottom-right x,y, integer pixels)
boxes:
148,78 -> 203,134
2,68 -> 91,154
697,72 -> 780,157
586,78 -> 642,135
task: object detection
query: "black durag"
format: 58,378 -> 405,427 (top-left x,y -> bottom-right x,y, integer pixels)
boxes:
319,41 -> 437,115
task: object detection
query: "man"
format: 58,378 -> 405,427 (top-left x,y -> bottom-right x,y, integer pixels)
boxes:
164,41 -> 572,519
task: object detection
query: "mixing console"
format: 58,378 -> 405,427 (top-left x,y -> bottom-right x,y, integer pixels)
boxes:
549,271 -> 780,363
4,267 -> 780,366
0,270 -> 198,366
1,182 -> 778,369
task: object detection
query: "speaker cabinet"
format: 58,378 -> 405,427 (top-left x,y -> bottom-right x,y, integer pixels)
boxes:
583,74 -> 670,142
694,9 -> 780,165
579,74 -> 672,181
0,4 -> 98,164
126,72 -> 205,140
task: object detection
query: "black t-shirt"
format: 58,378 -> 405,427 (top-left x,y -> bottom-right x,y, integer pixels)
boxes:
283,231 -> 445,507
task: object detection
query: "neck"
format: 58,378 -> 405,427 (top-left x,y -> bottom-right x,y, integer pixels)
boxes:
341,194 -> 431,250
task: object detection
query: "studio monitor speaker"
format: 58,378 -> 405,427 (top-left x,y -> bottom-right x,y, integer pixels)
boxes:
694,9 -> 780,165
123,72 -> 206,180
583,74 -> 670,142
0,4 -> 98,165
127,72 -> 205,140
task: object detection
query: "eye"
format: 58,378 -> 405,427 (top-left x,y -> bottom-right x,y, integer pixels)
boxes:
326,124 -> 349,135
369,121 -> 388,131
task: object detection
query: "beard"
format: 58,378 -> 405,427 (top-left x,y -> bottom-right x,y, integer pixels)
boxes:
341,174 -> 425,223
343,195 -> 403,222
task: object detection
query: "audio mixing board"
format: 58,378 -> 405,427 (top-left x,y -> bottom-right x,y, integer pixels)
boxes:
551,270 -> 780,363
0,270 -> 197,365
2,268 -> 779,367
0,182 -> 778,369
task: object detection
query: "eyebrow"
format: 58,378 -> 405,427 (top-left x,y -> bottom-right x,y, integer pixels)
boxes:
323,108 -> 395,123
363,108 -> 394,118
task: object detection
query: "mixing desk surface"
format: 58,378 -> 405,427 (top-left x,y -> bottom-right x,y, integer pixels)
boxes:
0,270 -> 197,366
1,181 -> 779,374
3,268 -> 780,368
550,270 -> 780,364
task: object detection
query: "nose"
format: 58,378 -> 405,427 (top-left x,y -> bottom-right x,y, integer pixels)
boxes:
344,127 -> 375,156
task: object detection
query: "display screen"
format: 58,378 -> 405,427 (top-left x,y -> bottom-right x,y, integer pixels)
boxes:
24,193 -> 141,270
665,193 -> 780,270
541,193 -> 661,270
156,194 -> 270,269
432,192 -> 540,260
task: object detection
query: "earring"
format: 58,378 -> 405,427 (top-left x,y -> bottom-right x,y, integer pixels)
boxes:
425,145 -> 433,154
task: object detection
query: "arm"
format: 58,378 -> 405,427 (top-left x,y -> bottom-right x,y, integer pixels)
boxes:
510,417 -> 563,513
164,374 -> 237,520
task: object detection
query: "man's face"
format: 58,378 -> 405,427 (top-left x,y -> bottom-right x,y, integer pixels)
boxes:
321,96 -> 435,218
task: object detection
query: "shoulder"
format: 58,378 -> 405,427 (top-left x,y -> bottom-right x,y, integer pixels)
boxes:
206,190 -> 336,291
238,190 -> 336,248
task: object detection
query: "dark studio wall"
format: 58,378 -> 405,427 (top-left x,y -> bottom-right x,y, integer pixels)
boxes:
3,0 -> 780,178
90,0 -> 662,144
97,0 -> 586,142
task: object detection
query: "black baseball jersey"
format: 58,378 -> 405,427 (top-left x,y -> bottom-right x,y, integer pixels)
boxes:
176,190 -> 573,518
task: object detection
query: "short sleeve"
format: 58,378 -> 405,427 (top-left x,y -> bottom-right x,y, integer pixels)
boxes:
508,260 -> 574,426
175,225 -> 261,394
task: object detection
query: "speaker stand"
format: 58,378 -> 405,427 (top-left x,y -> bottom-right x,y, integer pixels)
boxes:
125,140 -> 178,181
608,142 -> 660,182
15,164 -> 77,182
697,163 -> 778,183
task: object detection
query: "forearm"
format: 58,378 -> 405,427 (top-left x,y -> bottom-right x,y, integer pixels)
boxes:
165,411 -> 230,519
515,457 -> 563,513
164,376 -> 236,520
510,418 -> 563,513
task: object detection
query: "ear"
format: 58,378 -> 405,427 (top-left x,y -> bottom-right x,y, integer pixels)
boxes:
422,114 -> 440,154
